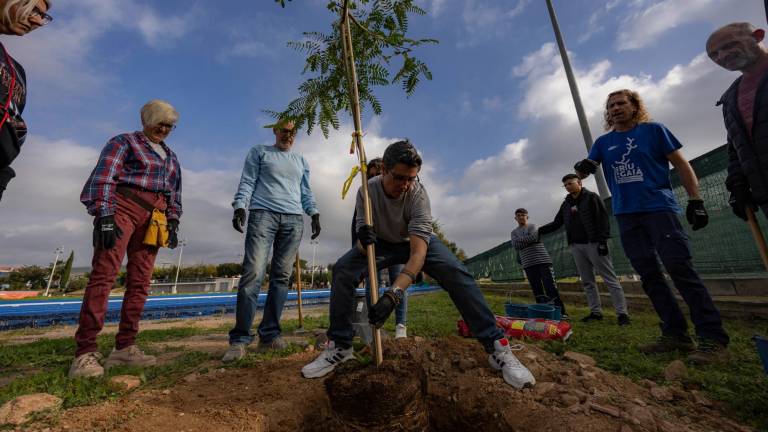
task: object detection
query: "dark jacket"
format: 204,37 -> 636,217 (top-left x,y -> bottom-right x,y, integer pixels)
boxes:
539,187 -> 610,243
719,72 -> 768,204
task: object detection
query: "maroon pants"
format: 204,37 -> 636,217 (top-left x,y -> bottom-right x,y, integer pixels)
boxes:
74,190 -> 166,357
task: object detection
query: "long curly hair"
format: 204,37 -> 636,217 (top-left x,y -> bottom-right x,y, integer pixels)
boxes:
603,89 -> 651,131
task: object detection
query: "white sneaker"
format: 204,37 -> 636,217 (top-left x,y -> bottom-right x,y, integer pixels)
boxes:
395,324 -> 407,339
301,341 -> 354,378
488,338 -> 536,389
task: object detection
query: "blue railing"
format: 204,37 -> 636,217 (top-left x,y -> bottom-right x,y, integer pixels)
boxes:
0,285 -> 441,330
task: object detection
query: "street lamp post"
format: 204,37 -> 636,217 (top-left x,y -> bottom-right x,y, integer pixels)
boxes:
172,239 -> 187,294
545,0 -> 611,199
44,246 -> 64,297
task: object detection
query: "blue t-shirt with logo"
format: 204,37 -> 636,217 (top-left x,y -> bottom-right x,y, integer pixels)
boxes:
588,122 -> 682,216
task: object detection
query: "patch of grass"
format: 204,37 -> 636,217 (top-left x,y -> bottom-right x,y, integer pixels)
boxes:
0,324 -> 231,409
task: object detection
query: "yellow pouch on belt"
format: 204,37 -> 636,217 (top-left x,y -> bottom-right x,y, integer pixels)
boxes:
143,209 -> 170,248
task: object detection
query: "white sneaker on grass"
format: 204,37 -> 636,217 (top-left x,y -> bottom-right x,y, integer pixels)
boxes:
301,341 -> 353,378
395,324 -> 407,339
488,338 -> 536,389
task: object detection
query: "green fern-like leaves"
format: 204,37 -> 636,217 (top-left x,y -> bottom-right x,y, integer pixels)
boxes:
268,0 -> 437,137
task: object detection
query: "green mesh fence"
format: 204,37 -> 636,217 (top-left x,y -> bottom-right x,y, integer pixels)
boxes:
464,144 -> 768,281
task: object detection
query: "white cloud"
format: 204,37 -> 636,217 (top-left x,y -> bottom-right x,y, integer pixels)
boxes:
616,0 -> 763,51
481,95 -> 504,111
422,45 -> 741,257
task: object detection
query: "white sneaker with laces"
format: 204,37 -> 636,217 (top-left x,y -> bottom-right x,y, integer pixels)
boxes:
301,341 -> 354,378
395,324 -> 407,339
488,338 -> 536,389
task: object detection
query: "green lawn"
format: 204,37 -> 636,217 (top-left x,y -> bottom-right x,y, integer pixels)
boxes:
0,292 -> 766,430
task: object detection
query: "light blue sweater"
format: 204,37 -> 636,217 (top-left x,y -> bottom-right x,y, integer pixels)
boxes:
232,145 -> 318,216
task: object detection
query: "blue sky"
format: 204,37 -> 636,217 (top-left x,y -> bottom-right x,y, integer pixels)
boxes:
0,0 -> 762,268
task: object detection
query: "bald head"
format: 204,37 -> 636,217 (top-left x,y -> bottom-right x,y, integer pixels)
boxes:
707,22 -> 767,72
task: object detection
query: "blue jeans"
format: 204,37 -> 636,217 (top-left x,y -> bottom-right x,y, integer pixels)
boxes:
617,211 -> 729,346
328,236 -> 503,352
364,264 -> 408,325
229,210 -> 303,345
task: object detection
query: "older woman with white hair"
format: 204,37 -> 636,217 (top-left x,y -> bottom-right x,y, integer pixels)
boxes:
0,0 -> 52,202
71,100 -> 183,378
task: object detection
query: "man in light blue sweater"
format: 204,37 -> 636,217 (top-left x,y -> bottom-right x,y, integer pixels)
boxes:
223,119 -> 321,362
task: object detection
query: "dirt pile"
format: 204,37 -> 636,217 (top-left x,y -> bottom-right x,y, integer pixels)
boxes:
23,336 -> 753,432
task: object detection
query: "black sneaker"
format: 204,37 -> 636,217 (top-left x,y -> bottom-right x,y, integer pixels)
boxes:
580,312 -> 604,323
617,314 -> 631,326
688,338 -> 729,365
638,334 -> 695,354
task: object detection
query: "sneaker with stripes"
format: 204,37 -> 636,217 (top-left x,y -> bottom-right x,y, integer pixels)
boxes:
488,338 -> 536,389
301,341 -> 354,378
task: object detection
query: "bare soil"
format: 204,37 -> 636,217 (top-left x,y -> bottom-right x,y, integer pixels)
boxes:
20,333 -> 753,432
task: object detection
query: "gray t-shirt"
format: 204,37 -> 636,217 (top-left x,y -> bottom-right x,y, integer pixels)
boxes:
355,176 -> 432,244
511,224 -> 552,268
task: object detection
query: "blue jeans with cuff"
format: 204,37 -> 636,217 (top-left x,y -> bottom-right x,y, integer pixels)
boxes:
229,209 -> 303,345
329,236 -> 503,352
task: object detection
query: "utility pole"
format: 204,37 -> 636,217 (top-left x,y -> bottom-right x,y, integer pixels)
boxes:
172,239 -> 187,294
545,0 -> 610,199
44,246 -> 64,297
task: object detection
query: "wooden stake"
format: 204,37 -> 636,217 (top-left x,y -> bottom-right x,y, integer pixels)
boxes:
746,207 -> 768,271
340,0 -> 383,367
296,252 -> 304,329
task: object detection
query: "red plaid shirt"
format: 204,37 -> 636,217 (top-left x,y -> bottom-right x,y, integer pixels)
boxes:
80,131 -> 182,219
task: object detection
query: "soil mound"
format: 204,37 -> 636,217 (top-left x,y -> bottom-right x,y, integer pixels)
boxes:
25,336 -> 752,432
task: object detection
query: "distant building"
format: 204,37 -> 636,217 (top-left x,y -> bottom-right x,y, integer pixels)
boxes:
0,266 -> 15,278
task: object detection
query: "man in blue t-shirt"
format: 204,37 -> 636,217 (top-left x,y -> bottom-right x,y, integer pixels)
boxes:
574,89 -> 729,364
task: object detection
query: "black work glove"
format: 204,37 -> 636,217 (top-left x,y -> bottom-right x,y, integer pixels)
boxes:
597,241 -> 609,256
574,159 -> 598,178
168,219 -> 179,249
357,224 -> 377,247
93,215 -> 123,250
728,187 -> 755,222
0,167 -> 15,203
368,287 -> 405,328
686,198 -> 709,231
232,208 -> 246,233
311,214 -> 321,239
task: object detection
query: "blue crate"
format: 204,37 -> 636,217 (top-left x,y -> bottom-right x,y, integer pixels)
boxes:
504,303 -> 529,318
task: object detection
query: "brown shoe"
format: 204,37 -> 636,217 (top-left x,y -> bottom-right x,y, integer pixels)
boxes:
68,352 -> 104,378
688,339 -> 729,365
639,335 -> 695,355
256,337 -> 288,353
104,345 -> 157,369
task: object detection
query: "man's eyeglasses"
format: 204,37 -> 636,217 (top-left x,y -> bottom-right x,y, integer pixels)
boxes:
30,7 -> 53,26
280,128 -> 296,136
157,123 -> 177,131
391,173 -> 418,183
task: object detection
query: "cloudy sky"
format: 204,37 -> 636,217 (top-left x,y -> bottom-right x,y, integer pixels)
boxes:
0,0 -> 761,268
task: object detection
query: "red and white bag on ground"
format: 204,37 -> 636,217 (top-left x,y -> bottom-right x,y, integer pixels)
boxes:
457,315 -> 572,342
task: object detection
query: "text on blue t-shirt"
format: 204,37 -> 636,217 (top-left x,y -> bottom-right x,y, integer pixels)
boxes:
587,122 -> 682,215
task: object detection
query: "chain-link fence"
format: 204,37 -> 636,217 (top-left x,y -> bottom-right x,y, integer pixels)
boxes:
464,144 -> 768,281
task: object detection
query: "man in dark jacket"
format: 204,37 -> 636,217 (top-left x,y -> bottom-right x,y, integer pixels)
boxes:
539,174 -> 629,325
707,22 -> 768,221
